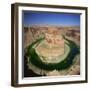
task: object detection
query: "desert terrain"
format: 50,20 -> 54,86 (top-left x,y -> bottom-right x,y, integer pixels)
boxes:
24,25 -> 80,77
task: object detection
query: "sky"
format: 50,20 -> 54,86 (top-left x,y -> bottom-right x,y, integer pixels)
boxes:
23,11 -> 80,26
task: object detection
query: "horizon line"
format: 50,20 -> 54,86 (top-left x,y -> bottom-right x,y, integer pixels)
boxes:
24,24 -> 80,27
